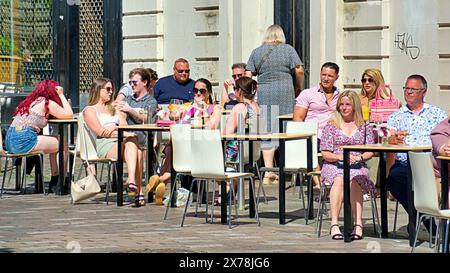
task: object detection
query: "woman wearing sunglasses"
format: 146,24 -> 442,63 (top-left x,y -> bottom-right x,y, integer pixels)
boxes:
5,80 -> 73,193
359,68 -> 390,110
359,69 -> 395,196
181,78 -> 221,128
84,77 -> 146,207
147,78 -> 222,205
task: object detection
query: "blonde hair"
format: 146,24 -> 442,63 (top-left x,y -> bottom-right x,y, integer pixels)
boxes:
262,24 -> 286,45
330,90 -> 365,128
88,77 -> 116,115
360,68 -> 389,100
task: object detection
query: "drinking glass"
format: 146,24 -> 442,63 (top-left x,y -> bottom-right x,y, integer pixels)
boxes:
362,105 -> 370,122
169,99 -> 184,123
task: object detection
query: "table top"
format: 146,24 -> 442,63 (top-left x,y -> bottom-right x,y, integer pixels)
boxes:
117,123 -> 171,131
48,118 -> 77,123
277,113 -> 293,120
437,156 -> 450,161
221,132 -> 315,140
117,123 -> 204,131
341,144 -> 432,151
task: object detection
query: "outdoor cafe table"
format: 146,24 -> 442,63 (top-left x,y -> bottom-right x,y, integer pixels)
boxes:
437,156 -> 450,250
221,132 -> 315,225
48,118 -> 77,195
116,124 -> 170,206
277,113 -> 293,133
341,144 -> 431,245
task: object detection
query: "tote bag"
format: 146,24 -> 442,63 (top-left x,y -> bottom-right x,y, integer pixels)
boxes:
370,84 -> 400,123
71,173 -> 101,204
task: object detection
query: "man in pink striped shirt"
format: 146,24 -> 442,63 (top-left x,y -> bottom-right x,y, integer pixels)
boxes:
293,62 -> 340,139
293,62 -> 340,189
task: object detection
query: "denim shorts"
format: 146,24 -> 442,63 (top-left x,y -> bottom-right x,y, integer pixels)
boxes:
5,126 -> 38,154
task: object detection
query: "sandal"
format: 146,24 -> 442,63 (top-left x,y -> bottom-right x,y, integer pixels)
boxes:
127,182 -> 138,198
136,194 -> 145,207
330,224 -> 344,240
351,224 -> 363,240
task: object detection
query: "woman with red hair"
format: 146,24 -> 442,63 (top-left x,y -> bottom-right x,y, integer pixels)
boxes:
5,80 -> 73,191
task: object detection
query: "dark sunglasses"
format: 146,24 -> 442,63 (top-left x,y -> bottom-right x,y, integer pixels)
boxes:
361,78 -> 374,83
103,86 -> 113,92
232,73 -> 243,80
176,69 -> 190,74
129,80 -> 139,86
193,88 -> 207,94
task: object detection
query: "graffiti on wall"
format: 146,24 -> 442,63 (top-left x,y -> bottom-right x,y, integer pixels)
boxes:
394,32 -> 420,60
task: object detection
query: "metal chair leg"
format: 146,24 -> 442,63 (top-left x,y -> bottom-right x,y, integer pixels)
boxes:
316,185 -> 326,237
411,214 -> 425,253
0,157 -> 8,198
434,218 -> 441,253
39,155 -> 46,195
181,177 -> 196,227
393,200 -> 399,236
99,163 -> 104,185
444,219 -> 449,253
210,179 -> 217,224
195,179 -> 203,217
105,163 -> 111,205
371,194 -> 381,238
164,173 -> 179,221
205,180 -> 209,223
298,173 -> 306,215
255,165 -> 268,205
249,177 -> 260,226
228,178 -> 233,229
21,158 -> 27,194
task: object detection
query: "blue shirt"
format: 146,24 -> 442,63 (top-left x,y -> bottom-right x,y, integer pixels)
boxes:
387,103 -> 447,163
153,75 -> 194,104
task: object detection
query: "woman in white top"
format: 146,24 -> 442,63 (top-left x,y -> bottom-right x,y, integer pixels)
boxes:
84,77 -> 145,207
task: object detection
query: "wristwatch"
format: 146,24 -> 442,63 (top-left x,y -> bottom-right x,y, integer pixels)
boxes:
359,155 -> 364,162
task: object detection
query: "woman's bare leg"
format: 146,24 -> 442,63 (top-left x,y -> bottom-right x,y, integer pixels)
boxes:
329,177 -> 344,236
350,180 -> 364,236
32,135 -> 59,176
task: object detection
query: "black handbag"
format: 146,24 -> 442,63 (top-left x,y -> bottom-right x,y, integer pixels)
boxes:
336,160 -> 363,169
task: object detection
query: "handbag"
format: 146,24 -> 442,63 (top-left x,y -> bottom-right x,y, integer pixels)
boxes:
71,173 -> 101,204
370,84 -> 400,123
70,122 -> 101,204
336,161 -> 363,169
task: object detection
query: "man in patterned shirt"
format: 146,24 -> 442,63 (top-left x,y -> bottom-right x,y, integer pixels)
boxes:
386,74 -> 447,235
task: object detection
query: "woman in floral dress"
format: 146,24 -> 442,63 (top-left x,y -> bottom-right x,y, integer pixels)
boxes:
320,90 -> 376,240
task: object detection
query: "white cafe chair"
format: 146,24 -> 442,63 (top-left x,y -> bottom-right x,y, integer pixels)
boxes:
183,129 -> 260,228
409,151 -> 450,253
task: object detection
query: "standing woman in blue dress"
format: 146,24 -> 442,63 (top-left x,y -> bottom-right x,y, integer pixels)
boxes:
246,24 -> 305,183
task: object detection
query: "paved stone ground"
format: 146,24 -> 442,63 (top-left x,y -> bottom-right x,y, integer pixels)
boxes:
0,171 -> 436,254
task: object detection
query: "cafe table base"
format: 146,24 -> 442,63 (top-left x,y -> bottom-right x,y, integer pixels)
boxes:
342,144 -> 431,245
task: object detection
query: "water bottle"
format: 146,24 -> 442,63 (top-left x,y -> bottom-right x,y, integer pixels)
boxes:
146,105 -> 152,124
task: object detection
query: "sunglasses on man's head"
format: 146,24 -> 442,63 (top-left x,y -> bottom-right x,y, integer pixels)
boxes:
361,78 -> 374,84
176,69 -> 190,74
232,73 -> 243,80
193,88 -> 207,95
129,80 -> 139,86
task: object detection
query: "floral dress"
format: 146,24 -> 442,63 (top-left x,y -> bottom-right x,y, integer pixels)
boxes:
225,103 -> 258,162
320,121 -> 377,195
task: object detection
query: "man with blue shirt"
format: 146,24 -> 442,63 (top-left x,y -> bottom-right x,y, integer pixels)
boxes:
387,74 -> 447,235
153,58 -> 194,104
